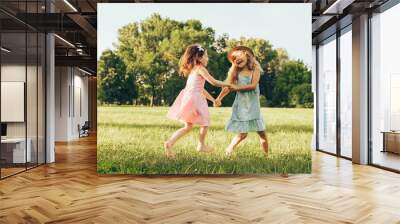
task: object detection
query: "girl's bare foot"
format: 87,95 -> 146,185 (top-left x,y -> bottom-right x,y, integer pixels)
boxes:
260,139 -> 268,155
225,146 -> 234,157
164,141 -> 175,158
196,144 -> 214,153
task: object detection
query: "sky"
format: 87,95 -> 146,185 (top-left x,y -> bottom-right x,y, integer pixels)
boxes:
97,3 -> 312,66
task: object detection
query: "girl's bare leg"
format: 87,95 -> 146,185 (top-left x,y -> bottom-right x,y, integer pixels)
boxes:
197,126 -> 213,152
164,122 -> 193,157
225,133 -> 248,156
257,131 -> 268,154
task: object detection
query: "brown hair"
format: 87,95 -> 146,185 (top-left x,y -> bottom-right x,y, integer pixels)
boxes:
226,48 -> 262,84
179,44 -> 206,77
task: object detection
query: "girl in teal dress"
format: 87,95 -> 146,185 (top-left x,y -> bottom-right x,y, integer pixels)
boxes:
215,46 -> 269,156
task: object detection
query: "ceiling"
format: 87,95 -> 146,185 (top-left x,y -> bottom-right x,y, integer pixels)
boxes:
0,0 -> 392,74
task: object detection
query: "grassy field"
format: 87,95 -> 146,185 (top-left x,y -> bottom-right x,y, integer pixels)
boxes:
97,106 -> 313,175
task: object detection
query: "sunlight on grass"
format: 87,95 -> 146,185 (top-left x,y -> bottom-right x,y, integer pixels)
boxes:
97,106 -> 312,174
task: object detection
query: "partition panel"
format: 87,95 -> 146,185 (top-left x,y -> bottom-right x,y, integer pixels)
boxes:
27,31 -> 38,169
38,32 -> 46,165
0,1 -> 47,179
0,31 -> 28,178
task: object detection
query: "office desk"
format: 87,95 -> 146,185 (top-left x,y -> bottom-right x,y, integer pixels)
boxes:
1,138 -> 31,163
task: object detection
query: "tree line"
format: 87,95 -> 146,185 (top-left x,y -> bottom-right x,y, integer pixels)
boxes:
97,14 -> 313,108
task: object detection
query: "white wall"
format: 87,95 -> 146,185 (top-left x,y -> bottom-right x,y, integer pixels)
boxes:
55,66 -> 70,141
1,64 -> 26,81
72,73 -> 89,138
55,67 -> 89,141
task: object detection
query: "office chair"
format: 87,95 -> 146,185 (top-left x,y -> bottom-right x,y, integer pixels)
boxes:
79,121 -> 90,138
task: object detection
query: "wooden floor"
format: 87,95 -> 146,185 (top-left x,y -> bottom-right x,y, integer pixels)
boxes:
1,167 -> 26,178
372,151 -> 400,171
1,136 -> 400,224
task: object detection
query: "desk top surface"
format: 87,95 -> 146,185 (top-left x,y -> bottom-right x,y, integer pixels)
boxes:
1,138 -> 29,143
381,131 -> 400,134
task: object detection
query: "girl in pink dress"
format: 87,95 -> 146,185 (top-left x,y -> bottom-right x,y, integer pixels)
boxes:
164,44 -> 230,157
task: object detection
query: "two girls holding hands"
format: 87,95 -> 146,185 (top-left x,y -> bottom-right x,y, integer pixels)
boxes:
165,44 -> 268,157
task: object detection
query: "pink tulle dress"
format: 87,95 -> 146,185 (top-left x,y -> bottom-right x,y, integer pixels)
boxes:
167,71 -> 210,126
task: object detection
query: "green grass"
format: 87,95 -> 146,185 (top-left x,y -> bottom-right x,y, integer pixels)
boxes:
97,106 -> 312,175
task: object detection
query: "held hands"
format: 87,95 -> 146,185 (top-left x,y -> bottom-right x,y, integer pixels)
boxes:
220,81 -> 231,88
228,84 -> 239,91
213,98 -> 222,107
219,81 -> 238,90
212,82 -> 238,107
221,82 -> 239,91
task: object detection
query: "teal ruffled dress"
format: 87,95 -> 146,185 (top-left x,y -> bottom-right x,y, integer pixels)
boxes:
225,73 -> 266,133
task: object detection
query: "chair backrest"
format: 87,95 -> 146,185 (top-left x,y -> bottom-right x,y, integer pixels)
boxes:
82,121 -> 90,129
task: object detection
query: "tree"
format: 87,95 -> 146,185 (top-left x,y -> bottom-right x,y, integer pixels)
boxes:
98,14 -> 313,108
271,48 -> 289,71
97,50 -> 136,104
116,14 -> 216,106
259,95 -> 268,107
213,33 -> 229,53
274,60 -> 312,107
116,14 -> 179,106
289,83 -> 313,108
266,48 -> 290,106
160,18 -> 217,105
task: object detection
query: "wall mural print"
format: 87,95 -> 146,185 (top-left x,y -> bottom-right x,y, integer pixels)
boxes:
97,3 -> 313,175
